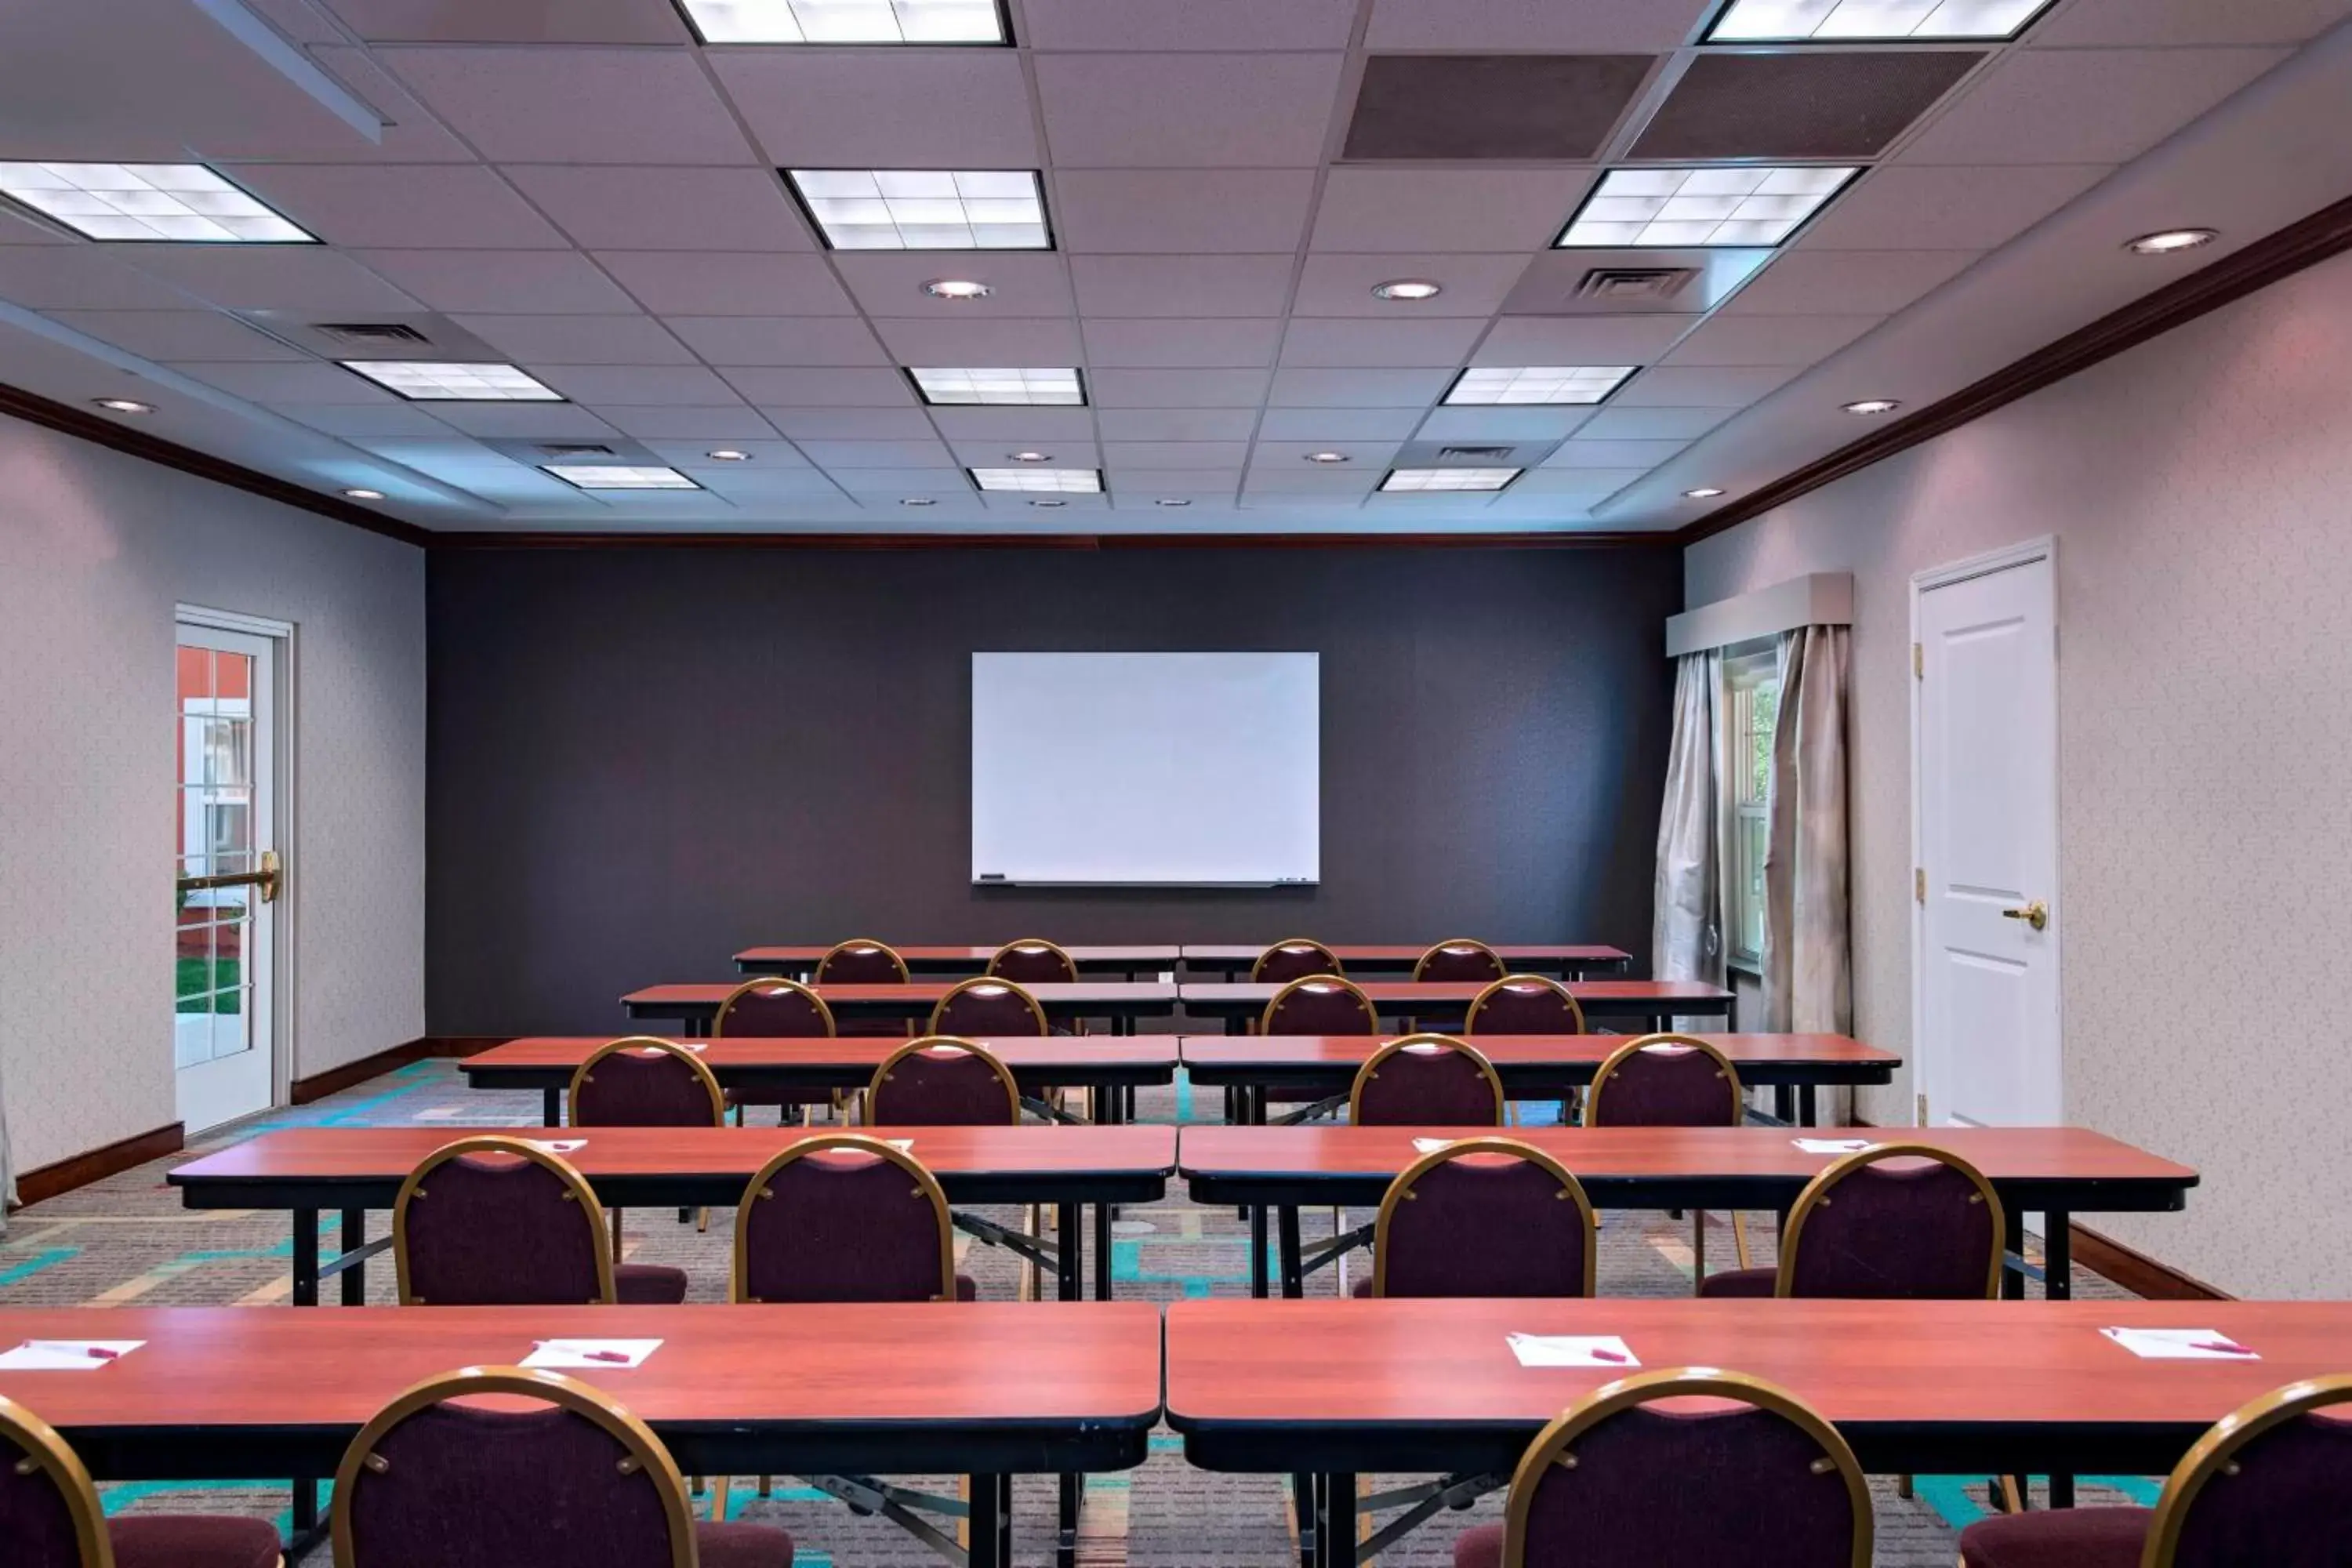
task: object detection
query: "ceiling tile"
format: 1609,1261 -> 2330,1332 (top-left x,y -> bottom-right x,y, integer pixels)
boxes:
421,401 -> 622,437
274,401 -> 456,437
1243,467 -> 1381,495
1055,169 -> 1319,254
1660,314 -> 1883,365
833,252 -> 1076,318
1250,440 -> 1400,466
0,249 -> 210,310
46,310 -> 304,361
798,438 -> 958,468
1722,250 -> 1976,316
593,404 -> 781,440
1291,254 -> 1533,318
711,51 -> 1039,167
1511,467 -> 1648,495
380,47 -> 754,164
1797,164 -> 2114,251
829,470 -> 975,494
1898,47 -> 2290,165
1471,315 -> 1691,362
1069,255 -> 1295,318
301,46 -> 481,162
724,368 -> 916,405
535,365 -> 744,405
1309,169 -> 1592,253
1036,53 -> 1343,168
666,316 -> 888,365
227,165 -> 570,249
1613,365 -> 1798,406
685,467 -> 843,498
1083,318 -> 1284,368
1101,441 -> 1250,469
869,317 -> 1085,363
321,0 -> 688,42
1364,0 -> 1709,49
0,207 -> 69,245
1268,367 -> 1455,406
1544,437 -> 1686,468
1576,405 -> 1730,440
351,249 -> 640,314
1097,407 -> 1259,441
1633,51 -> 1982,162
1095,467 -> 1243,493
640,438 -> 811,468
768,407 -> 939,441
927,407 -> 1098,441
452,314 -> 695,365
502,166 -> 814,251
1279,317 -> 1488,367
982,492 -> 1109,513
948,437 -> 1102,467
1344,55 -> 1653,161
1415,406 -> 1594,442
116,247 -> 423,314
595,252 -> 856,316
1088,368 -> 1274,407
169,361 -> 394,403
1022,0 -> 1357,49
1254,406 -> 1425,441
2027,0 -> 2352,46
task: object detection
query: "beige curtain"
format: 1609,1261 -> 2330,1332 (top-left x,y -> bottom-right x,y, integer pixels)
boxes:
0,1059 -> 13,1229
1762,626 -> 1852,1037
1653,652 -> 1726,1024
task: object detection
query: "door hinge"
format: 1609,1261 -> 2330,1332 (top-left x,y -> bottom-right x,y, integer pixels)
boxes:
1915,867 -> 1926,903
1916,1091 -> 1929,1127
1912,641 -> 1923,678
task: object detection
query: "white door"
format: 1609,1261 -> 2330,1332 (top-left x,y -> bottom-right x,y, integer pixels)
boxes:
175,622 -> 280,1133
1914,544 -> 2060,1128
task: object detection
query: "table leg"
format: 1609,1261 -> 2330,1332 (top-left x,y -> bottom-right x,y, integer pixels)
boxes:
1321,1472 -> 1356,1568
2002,1209 -> 2027,1301
1798,1084 -> 1817,1127
1278,1207 -> 1304,1299
289,1479 -> 320,1548
1774,1085 -> 1795,1123
1058,1202 -> 1081,1302
292,1209 -> 318,1307
967,1474 -> 1011,1568
1059,1473 -> 1080,1568
2045,1211 -> 2071,1299
340,1209 -> 368,1305
1094,1202 -> 1112,1301
1250,1207 -> 1270,1298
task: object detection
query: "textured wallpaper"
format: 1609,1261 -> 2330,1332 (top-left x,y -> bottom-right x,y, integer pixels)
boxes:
1686,248 -> 2352,1300
0,415 -> 425,1174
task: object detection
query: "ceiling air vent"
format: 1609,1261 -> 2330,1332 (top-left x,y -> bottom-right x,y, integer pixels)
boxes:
537,443 -> 617,458
1438,445 -> 1516,461
1575,267 -> 1697,302
312,321 -> 432,346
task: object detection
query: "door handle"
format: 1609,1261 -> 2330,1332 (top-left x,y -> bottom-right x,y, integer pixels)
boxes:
176,849 -> 281,904
2001,899 -> 2048,931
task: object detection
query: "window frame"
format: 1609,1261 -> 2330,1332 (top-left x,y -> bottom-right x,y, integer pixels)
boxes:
1722,641 -> 1781,975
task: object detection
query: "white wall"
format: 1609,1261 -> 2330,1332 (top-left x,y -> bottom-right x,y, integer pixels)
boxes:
0,412 -> 424,1175
1686,248 -> 2352,1299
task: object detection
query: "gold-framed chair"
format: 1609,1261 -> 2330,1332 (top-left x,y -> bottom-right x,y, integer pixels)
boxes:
391,1134 -> 663,1306
1462,973 -> 1586,1035
2,1393 -> 286,1568
928,975 -> 1050,1037
1261,974 -> 1379,1035
987,938 -> 1077,985
1412,938 -> 1507,982
1587,1033 -> 1751,1287
1368,1136 -> 1598,1298
867,1036 -> 1022,1127
1252,937 -> 1343,983
1700,1141 -> 2005,1301
731,1133 -> 962,1305
1348,1034 -> 1505,1127
568,1036 -> 728,1251
710,976 -> 837,1127
814,937 -> 909,984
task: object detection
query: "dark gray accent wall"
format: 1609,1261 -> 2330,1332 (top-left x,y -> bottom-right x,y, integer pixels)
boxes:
426,546 -> 1679,1034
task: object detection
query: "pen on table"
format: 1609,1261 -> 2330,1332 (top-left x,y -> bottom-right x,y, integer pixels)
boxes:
2189,1341 -> 2252,1356
535,1343 -> 632,1363
1588,1348 -> 1628,1363
83,1347 -> 122,1360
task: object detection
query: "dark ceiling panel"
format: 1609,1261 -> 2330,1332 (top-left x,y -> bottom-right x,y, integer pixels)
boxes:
1345,54 -> 1657,161
1632,50 -> 1986,162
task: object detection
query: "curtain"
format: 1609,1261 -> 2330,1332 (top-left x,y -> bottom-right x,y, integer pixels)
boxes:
1762,625 -> 1852,1038
0,1054 -> 13,1232
1653,651 -> 1726,1026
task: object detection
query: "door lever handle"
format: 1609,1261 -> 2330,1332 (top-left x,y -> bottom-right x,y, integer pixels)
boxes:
2001,899 -> 2048,931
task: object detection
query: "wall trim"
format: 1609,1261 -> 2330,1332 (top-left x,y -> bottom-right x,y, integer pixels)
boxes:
2070,1222 -> 2233,1301
1677,188 -> 2352,548
289,1036 -> 505,1105
423,530 -> 1675,551
10,1122 -> 184,1208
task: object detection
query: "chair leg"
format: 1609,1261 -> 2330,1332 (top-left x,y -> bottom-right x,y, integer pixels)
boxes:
710,1476 -> 731,1521
1899,1475 -> 1915,1499
609,1209 -> 624,1264
1731,1210 -> 1751,1270
758,1476 -> 772,1498
696,1207 -> 710,1233
732,1103 -> 744,1127
1999,1475 -> 2026,1514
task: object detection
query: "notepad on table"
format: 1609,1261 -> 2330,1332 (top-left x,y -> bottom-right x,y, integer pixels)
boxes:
637,1042 -> 706,1054
521,1338 -> 663,1370
1507,1334 -> 1638,1368
1793,1138 -> 1876,1155
0,1340 -> 145,1370
2101,1327 -> 2259,1360
1410,1138 -> 1457,1155
527,1139 -> 587,1154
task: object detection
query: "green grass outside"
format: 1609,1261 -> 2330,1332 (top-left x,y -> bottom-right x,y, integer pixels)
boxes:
175,956 -> 242,1014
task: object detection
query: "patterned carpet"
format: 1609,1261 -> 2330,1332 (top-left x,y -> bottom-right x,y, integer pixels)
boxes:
0,1060 -> 2152,1565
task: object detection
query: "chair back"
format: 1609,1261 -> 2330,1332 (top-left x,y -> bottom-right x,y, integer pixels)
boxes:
0,1396 -> 112,1568
733,1134 -> 957,1304
1496,1369 -> 1871,1568
1414,938 -> 1507,982
1587,1034 -> 1744,1127
1372,1137 -> 1596,1298
1777,1143 -> 2005,1300
815,938 -> 909,984
989,938 -> 1077,985
567,1037 -> 725,1128
1261,975 -> 1378,1036
394,1136 -> 614,1306
1253,938 -> 1342,983
1465,974 -> 1585,1035
869,1036 -> 1021,1126
2147,1374 -> 2352,1568
929,976 -> 1050,1036
332,1367 -> 696,1568
712,976 -> 834,1037
1349,1035 -> 1504,1127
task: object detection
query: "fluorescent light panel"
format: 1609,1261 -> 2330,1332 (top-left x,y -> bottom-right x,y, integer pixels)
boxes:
0,162 -> 311,243
1559,166 -> 1857,249
971,466 -> 1101,493
910,367 -> 1083,406
1381,468 -> 1520,493
543,465 -> 701,491
342,361 -> 564,401
1708,0 -> 2047,40
1446,366 -> 1636,406
788,169 -> 1047,250
680,0 -> 1004,42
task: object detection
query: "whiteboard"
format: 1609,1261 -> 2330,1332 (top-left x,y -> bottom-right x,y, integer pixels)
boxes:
971,652 -> 1319,886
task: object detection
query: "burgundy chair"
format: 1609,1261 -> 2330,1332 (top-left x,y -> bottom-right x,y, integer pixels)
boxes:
393,1136 -> 685,1307
331,1367 -> 793,1568
712,976 -> 836,1126
1252,938 -> 1343,983
816,938 -> 912,1038
868,1036 -> 1022,1126
1463,974 -> 1585,1036
1261,975 -> 1379,1036
733,1134 -> 973,1304
2,1394 -> 282,1568
567,1037 -> 727,1130
1348,1035 -> 1504,1127
1588,1034 -> 1750,1286
1959,1374 -> 2352,1568
988,938 -> 1078,985
1367,1138 -> 1597,1298
928,976 -> 1049,1037
1414,938 -> 1507,982
1454,1370 -> 1871,1568
1698,1142 -> 2005,1301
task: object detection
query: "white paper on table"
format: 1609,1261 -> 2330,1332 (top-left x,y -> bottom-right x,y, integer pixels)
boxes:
1794,1138 -> 1876,1155
0,1340 -> 145,1370
520,1338 -> 664,1370
1411,1138 -> 1457,1155
637,1042 -> 706,1054
526,1139 -> 587,1154
2101,1327 -> 2259,1361
1507,1334 -> 1639,1369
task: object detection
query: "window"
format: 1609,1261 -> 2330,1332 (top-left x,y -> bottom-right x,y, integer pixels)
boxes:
1726,648 -> 1780,971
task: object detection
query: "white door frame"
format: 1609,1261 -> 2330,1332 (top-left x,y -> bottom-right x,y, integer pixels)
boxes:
176,604 -> 298,1109
1907,537 -> 2060,1127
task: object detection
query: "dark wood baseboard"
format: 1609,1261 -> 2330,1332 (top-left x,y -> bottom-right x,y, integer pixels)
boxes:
2070,1222 -> 2232,1301
289,1036 -> 507,1105
12,1122 -> 184,1208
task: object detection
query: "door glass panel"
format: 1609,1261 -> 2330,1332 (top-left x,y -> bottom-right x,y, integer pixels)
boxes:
176,646 -> 258,1065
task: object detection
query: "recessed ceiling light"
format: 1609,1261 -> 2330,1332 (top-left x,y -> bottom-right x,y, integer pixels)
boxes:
541,464 -> 701,491
706,448 -> 751,462
971,466 -> 1102,493
1708,0 -> 2051,41
787,169 -> 1047,251
1370,279 -> 1443,302
343,361 -> 564,402
902,496 -> 938,506
1446,366 -> 1637,406
1559,166 -> 1858,249
2127,227 -> 2219,256
343,487 -> 386,500
1842,398 -> 1902,416
1381,468 -> 1520,493
91,397 -> 153,414
1155,498 -> 1192,507
1010,450 -> 1053,463
909,367 -> 1083,407
1305,451 -> 1351,464
0,162 -> 314,243
1030,499 -> 1068,508
1684,486 -> 1726,499
676,0 -> 1006,44
923,278 -> 993,300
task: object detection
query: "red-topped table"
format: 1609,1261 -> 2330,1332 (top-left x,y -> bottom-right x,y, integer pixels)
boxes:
1178,944 -> 1632,979
1175,978 -> 1735,1032
624,980 -> 1178,1036
737,945 -> 1180,978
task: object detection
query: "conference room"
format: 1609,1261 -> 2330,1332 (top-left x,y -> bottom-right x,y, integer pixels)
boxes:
5,1 -> 2352,1565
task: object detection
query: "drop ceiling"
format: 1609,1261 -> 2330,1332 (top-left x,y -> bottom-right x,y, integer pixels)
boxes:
0,0 -> 2349,535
